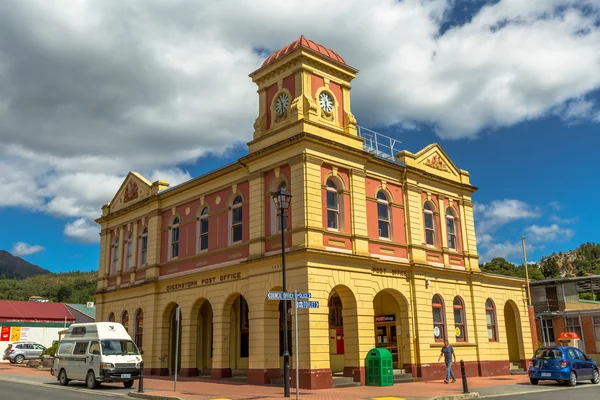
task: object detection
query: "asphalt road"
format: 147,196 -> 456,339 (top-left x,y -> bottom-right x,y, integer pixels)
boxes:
0,378 -> 131,399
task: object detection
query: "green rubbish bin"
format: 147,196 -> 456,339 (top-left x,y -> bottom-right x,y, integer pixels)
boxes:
365,347 -> 394,386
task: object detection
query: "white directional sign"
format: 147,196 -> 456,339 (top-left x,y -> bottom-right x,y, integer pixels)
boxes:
297,301 -> 319,309
267,292 -> 312,300
267,292 -> 295,300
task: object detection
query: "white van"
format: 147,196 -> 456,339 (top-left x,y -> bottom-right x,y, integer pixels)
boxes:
51,322 -> 143,389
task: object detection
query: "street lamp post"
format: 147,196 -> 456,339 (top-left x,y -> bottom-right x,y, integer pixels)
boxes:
273,187 -> 292,398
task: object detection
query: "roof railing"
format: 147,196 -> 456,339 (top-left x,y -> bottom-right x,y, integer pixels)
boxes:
357,125 -> 402,164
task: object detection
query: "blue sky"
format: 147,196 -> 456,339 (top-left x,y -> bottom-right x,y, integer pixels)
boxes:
1,0 -> 600,273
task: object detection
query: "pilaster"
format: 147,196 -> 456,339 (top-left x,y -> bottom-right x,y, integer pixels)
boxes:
247,307 -> 281,384
116,227 -> 124,286
97,229 -> 109,291
145,211 -> 162,280
438,195 -> 449,267
349,168 -> 369,257
460,197 -> 480,271
210,313 -> 232,379
404,180 -> 427,265
248,172 -> 265,259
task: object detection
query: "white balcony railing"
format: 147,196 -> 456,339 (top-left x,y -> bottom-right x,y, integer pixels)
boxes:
357,125 -> 402,164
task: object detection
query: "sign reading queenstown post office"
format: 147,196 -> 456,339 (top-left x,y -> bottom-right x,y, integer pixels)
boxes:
165,272 -> 243,292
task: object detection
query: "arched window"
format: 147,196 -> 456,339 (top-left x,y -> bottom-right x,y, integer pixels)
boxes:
432,294 -> 446,341
453,297 -> 466,342
424,202 -> 437,247
125,232 -> 133,270
486,298 -> 498,341
377,191 -> 391,239
446,207 -> 458,250
111,236 -> 119,274
134,309 -> 144,349
170,216 -> 180,259
274,181 -> 288,233
198,207 -> 209,252
328,293 -> 343,328
121,310 -> 129,332
139,228 -> 148,266
326,179 -> 340,230
107,312 -> 115,322
231,196 -> 243,244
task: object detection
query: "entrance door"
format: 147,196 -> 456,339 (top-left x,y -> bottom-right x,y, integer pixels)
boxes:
375,324 -> 399,369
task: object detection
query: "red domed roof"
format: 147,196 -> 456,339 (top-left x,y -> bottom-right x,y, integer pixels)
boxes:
261,35 -> 346,68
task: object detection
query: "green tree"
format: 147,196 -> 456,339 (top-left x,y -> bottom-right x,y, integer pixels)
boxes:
481,257 -> 517,277
540,256 -> 561,279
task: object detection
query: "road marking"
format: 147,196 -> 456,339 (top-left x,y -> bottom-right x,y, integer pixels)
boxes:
0,376 -> 128,397
371,398 -> 406,400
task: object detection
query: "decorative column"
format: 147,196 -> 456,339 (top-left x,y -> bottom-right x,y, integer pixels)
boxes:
145,210 -> 162,281
116,227 -> 125,287
247,306 -> 281,384
247,171 -> 265,259
349,168 -> 370,256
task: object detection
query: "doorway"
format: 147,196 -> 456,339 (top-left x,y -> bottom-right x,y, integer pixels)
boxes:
375,318 -> 399,369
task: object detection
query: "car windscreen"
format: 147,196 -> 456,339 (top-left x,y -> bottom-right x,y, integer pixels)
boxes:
534,348 -> 563,359
100,340 -> 140,356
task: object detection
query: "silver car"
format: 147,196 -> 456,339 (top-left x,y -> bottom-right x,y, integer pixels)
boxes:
3,342 -> 46,364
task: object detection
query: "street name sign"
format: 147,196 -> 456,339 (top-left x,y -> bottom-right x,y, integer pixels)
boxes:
297,301 -> 319,309
267,291 -> 312,300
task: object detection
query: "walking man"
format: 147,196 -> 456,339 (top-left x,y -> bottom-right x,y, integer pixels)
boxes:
438,340 -> 456,384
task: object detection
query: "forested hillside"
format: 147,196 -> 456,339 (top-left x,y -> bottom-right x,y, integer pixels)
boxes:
0,271 -> 96,303
480,242 -> 600,280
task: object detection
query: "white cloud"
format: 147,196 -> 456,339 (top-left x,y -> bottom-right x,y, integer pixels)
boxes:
64,218 -> 100,243
475,199 -> 540,234
149,168 -> 193,189
525,224 -> 575,242
1,1 -> 600,241
11,242 -> 45,256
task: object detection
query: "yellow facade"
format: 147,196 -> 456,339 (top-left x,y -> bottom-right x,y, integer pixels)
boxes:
95,36 -> 533,389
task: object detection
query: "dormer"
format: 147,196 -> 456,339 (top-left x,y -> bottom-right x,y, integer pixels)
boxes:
248,36 -> 363,154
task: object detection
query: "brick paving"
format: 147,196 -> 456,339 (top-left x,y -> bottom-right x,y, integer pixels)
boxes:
0,361 -> 546,400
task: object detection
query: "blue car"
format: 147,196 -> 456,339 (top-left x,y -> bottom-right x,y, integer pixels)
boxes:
528,346 -> 599,386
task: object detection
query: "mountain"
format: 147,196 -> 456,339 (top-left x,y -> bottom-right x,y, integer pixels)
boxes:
0,250 -> 51,279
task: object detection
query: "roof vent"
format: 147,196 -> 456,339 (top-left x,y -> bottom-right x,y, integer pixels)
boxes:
87,302 -> 95,308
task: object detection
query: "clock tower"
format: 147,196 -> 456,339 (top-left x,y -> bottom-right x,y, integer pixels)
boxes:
248,36 -> 363,154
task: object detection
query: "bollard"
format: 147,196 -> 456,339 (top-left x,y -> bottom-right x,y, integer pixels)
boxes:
138,361 -> 144,393
460,359 -> 469,393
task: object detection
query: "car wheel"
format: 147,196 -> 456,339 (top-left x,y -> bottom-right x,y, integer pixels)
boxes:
123,380 -> 134,389
58,369 -> 69,386
86,370 -> 98,389
592,369 -> 599,384
530,378 -> 539,385
568,371 -> 577,387
14,355 -> 24,364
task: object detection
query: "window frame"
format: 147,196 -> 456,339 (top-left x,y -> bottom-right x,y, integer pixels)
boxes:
326,179 -> 340,231
121,310 -> 129,333
134,308 -> 144,350
139,228 -> 148,267
486,298 -> 498,342
107,312 -> 115,322
565,317 -> 583,341
111,236 -> 119,274
423,202 -> 437,247
328,293 -> 343,329
453,296 -> 467,342
432,294 -> 446,342
593,316 -> 600,342
446,207 -> 458,251
197,207 -> 209,252
231,195 -> 243,244
125,232 -> 133,270
170,216 -> 180,259
376,191 -> 391,240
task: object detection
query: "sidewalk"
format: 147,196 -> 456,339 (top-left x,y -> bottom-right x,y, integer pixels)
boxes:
0,362 -> 562,400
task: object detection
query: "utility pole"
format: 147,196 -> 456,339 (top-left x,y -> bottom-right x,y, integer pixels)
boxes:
522,236 -> 532,307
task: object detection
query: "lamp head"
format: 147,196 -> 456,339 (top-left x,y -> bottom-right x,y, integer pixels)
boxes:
273,187 -> 292,211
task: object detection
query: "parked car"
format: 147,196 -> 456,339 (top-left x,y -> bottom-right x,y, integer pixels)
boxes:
3,342 -> 47,364
528,346 -> 599,386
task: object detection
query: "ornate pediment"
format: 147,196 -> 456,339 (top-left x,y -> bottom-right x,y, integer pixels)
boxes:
109,172 -> 154,213
403,144 -> 463,182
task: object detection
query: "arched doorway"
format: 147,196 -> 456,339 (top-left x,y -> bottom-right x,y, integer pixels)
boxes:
197,301 -> 213,374
373,290 -> 410,370
228,294 -> 250,372
504,301 -> 522,366
327,285 -> 359,377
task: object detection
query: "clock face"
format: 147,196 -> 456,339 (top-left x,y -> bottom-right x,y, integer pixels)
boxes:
275,93 -> 289,116
319,92 -> 334,113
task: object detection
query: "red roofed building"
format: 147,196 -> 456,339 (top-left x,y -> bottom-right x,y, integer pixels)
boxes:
0,300 -> 76,323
